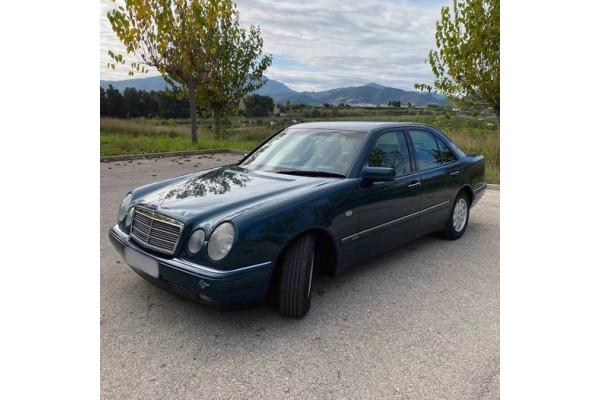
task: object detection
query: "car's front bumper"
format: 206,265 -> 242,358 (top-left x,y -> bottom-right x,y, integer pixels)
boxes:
109,225 -> 274,310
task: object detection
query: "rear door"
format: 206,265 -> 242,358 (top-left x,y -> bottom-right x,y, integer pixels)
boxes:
406,128 -> 462,233
355,129 -> 422,259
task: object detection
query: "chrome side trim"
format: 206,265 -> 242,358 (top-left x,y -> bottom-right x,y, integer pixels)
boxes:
419,200 -> 451,215
340,234 -> 360,246
358,209 -> 421,237
339,200 -> 451,244
172,258 -> 272,276
474,182 -> 488,194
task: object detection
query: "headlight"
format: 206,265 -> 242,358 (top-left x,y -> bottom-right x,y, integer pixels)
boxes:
187,229 -> 206,255
207,222 -> 235,261
118,193 -> 132,222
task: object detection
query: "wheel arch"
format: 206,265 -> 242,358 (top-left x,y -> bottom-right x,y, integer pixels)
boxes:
266,227 -> 338,301
458,184 -> 474,206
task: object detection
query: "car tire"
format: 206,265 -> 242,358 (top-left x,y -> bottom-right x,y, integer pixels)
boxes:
441,191 -> 470,240
278,233 -> 316,318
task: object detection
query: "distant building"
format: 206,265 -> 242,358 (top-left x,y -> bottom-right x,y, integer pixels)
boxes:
350,103 -> 377,108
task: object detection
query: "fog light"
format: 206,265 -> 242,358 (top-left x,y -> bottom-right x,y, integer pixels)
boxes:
199,294 -> 212,303
187,229 -> 206,254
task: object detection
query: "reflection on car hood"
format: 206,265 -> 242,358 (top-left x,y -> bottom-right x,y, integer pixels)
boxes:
135,165 -> 334,221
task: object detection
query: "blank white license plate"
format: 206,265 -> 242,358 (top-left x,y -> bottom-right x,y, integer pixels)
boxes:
124,247 -> 159,278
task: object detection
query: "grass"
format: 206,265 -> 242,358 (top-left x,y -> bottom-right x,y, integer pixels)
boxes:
100,132 -> 263,154
100,112 -> 499,183
100,118 -> 273,155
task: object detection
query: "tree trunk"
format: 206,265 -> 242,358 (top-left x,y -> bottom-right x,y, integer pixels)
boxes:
494,105 -> 500,133
189,85 -> 198,144
214,108 -> 225,140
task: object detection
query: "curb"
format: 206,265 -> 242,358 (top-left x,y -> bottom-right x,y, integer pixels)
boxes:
100,148 -> 247,162
488,184 -> 500,190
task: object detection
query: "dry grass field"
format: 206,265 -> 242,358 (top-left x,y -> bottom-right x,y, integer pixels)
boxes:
100,110 -> 499,183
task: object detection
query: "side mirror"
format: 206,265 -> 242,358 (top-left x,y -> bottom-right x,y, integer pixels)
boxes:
364,167 -> 395,182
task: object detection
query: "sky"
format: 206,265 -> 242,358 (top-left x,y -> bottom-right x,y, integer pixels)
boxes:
100,0 -> 452,92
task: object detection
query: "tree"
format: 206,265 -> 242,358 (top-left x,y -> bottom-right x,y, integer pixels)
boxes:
157,89 -> 189,118
140,90 -> 159,117
107,0 -> 270,143
243,94 -> 274,117
415,0 -> 499,118
107,0 -> 207,142
122,87 -> 142,118
105,84 -> 123,117
100,88 -> 108,116
195,0 -> 272,138
285,100 -> 292,121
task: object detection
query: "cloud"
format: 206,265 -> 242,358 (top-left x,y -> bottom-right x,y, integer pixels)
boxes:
99,0 -> 162,80
100,0 -> 450,91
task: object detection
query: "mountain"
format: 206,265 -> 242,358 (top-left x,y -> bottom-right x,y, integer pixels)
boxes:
100,75 -> 296,96
100,76 -> 445,106
276,84 -> 444,107
253,77 -> 297,97
365,82 -> 387,89
100,75 -> 169,92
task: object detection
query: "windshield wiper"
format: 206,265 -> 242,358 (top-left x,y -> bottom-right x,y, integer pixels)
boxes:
276,170 -> 345,178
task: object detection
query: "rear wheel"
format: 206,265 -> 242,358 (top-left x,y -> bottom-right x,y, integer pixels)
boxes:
441,191 -> 470,240
278,233 -> 316,318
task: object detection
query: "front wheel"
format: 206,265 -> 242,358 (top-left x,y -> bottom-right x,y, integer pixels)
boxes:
278,233 -> 316,318
441,191 -> 470,240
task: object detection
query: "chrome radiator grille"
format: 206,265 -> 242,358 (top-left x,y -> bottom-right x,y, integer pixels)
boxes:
130,208 -> 183,255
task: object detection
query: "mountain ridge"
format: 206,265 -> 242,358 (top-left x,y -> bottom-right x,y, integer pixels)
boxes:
100,76 -> 445,107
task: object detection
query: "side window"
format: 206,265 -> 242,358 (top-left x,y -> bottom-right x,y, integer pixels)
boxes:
368,131 -> 411,175
408,130 -> 442,170
436,138 -> 458,163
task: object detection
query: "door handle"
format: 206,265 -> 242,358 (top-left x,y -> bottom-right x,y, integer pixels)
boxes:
408,181 -> 421,189
450,170 -> 460,176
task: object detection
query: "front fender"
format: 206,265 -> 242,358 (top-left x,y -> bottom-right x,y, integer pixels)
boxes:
226,179 -> 360,270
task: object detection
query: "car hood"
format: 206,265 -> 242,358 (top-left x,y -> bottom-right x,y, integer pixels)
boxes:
134,165 -> 335,223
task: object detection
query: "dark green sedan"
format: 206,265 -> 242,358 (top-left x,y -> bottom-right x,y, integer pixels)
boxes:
109,122 -> 486,318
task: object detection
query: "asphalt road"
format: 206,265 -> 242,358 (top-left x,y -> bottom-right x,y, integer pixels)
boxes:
100,154 -> 499,400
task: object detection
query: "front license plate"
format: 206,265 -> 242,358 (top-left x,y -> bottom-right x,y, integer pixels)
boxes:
124,247 -> 159,278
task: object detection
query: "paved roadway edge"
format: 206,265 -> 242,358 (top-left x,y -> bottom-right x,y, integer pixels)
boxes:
100,150 -> 499,190
100,149 -> 247,162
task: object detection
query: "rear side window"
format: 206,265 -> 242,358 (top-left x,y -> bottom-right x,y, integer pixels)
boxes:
408,130 -> 442,170
437,139 -> 458,163
368,131 -> 411,175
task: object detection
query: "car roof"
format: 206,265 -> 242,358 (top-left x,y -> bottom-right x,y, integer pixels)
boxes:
288,121 -> 430,132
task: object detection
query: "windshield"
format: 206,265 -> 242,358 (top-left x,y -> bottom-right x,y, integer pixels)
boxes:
239,128 -> 366,177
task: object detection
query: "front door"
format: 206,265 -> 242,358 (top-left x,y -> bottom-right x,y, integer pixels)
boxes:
356,130 -> 422,259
